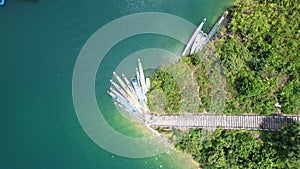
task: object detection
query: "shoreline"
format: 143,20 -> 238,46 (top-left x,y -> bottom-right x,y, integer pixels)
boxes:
147,0 -> 300,167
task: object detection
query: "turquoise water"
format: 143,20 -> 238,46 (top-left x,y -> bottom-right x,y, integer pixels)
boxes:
0,0 -> 233,168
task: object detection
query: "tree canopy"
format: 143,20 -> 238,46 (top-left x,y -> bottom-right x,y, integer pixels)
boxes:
148,0 -> 300,115
176,121 -> 300,168
217,0 -> 300,115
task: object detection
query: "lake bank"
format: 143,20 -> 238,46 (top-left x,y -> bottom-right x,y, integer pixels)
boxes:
147,0 -> 300,167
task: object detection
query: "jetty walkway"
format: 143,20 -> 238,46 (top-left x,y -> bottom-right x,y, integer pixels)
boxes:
145,114 -> 300,131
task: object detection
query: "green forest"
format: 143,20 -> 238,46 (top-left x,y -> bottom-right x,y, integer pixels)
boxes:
218,0 -> 300,115
147,0 -> 300,115
175,121 -> 300,168
148,0 -> 300,168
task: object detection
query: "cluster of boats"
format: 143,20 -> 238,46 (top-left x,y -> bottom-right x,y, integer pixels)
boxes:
107,59 -> 150,122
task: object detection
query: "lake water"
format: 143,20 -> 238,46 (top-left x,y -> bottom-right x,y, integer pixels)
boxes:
0,0 -> 233,168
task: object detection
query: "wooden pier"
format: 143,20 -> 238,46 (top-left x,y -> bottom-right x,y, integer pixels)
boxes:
145,114 -> 300,131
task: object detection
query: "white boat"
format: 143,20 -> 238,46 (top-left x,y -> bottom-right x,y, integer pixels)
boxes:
182,18 -> 206,56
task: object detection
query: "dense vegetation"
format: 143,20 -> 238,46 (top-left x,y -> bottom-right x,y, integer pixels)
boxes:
175,121 -> 300,168
147,58 -> 201,114
147,68 -> 181,113
148,0 -> 300,115
217,0 -> 300,115
148,0 -> 300,168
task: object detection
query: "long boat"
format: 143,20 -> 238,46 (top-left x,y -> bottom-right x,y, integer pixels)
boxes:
181,18 -> 206,56
182,11 -> 228,56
